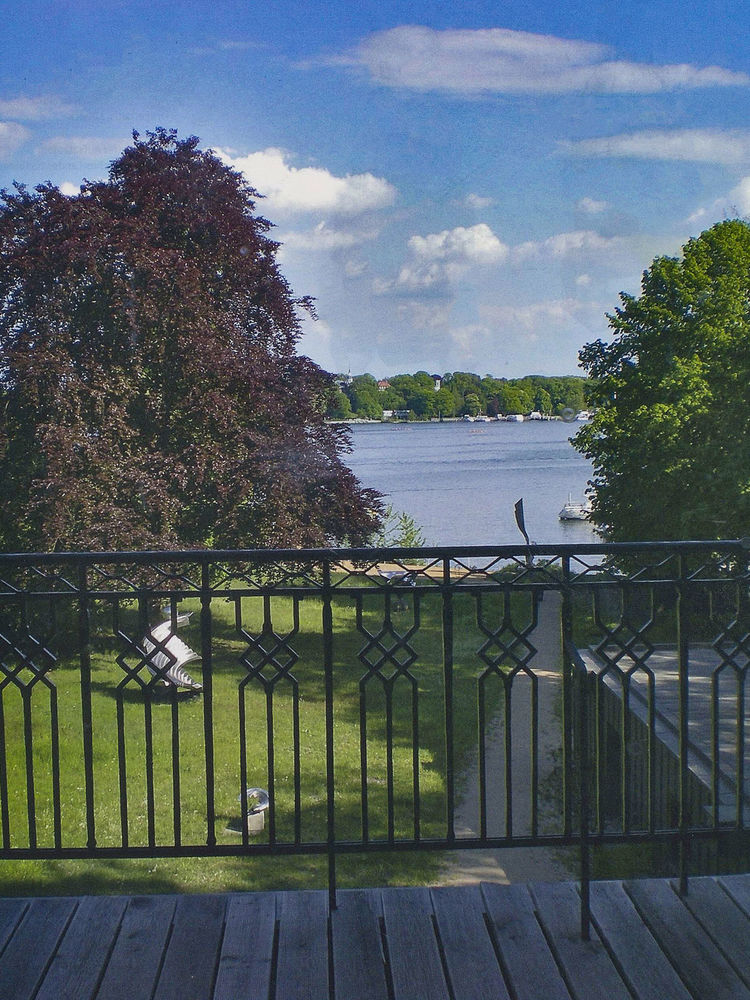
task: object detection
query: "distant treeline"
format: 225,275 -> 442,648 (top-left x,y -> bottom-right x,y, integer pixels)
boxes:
327,371 -> 591,420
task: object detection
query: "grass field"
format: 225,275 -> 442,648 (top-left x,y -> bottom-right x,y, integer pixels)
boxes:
0,580 -> 529,896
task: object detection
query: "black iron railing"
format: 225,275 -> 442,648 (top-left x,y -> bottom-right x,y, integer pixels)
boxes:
1,541 -> 749,935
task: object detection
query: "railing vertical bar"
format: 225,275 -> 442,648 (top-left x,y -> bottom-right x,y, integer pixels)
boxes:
0,696 -> 9,849
144,695 -> 156,848
385,683 -> 395,844
265,688 -> 276,844
261,595 -> 277,844
621,676 -> 631,835
676,557 -> 690,895
22,689 -> 36,849
505,678 -> 513,838
78,561 -> 96,850
356,595 -> 370,843
478,679 -> 488,840
238,683 -> 249,848
139,593 -> 157,848
412,676 -> 421,841
579,660 -> 591,940
647,675 -> 656,835
530,670 -> 539,840
711,671 -> 720,828
49,687 -> 62,849
322,556 -> 337,908
737,671 -> 745,828
291,597 -> 302,845
442,557 -> 455,842
116,688 -> 129,846
561,557 -> 573,838
171,688 -> 181,847
200,557 -> 216,848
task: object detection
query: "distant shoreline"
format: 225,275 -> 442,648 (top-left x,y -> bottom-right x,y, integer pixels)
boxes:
327,415 -> 570,425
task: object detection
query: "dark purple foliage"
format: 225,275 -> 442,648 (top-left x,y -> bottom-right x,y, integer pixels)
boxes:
0,129 -> 381,552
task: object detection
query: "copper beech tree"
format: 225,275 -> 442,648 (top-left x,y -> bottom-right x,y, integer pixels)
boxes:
0,129 -> 380,552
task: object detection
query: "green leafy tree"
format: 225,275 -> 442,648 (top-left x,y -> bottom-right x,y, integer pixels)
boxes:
327,387 -> 353,419
463,393 -> 482,417
0,129 -> 380,551
575,220 -> 750,541
347,375 -> 383,420
433,386 -> 456,417
371,504 -> 426,547
533,387 -> 553,414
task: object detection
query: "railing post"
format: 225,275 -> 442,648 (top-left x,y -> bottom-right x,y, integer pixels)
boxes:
78,560 -> 96,850
323,556 -> 337,909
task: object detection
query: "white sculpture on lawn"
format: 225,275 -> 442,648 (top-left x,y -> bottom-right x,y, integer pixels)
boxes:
142,612 -> 203,691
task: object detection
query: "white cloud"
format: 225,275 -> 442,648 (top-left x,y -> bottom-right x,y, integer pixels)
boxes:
565,129 -> 750,164
40,136 -> 128,159
577,196 -> 608,214
465,193 -> 495,209
409,223 -> 508,263
377,224 -> 621,295
59,181 -> 81,196
282,221 -> 379,251
576,273 -> 592,286
481,298 -> 605,341
0,121 -> 30,158
512,230 -> 622,261
334,26 -> 748,96
450,323 -> 492,352
0,95 -> 76,120
344,258 -> 368,278
397,300 -> 453,329
378,223 -> 509,292
688,175 -> 750,225
217,147 -> 396,216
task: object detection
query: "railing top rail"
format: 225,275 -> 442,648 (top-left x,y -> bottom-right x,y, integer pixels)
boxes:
0,538 -> 749,565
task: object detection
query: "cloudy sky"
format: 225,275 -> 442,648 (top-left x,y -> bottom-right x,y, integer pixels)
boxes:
2,0 -> 749,377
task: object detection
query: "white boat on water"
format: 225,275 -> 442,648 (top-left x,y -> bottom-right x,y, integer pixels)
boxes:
559,494 -> 592,521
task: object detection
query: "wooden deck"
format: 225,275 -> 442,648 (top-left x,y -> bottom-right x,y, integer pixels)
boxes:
2,875 -> 750,999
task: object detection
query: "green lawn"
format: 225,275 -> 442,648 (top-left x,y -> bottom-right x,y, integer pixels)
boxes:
0,580 -> 530,896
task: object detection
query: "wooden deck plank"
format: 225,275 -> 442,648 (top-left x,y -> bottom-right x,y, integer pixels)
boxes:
674,877 -> 750,988
275,890 -> 329,1000
481,882 -> 571,1000
0,897 -> 27,955
152,894 -> 227,1000
430,885 -> 510,1000
213,892 -> 277,1000
0,897 -> 77,1000
34,895 -> 128,1000
330,889 -> 389,1000
530,882 -> 631,1000
625,878 -> 750,1000
588,881 -> 691,1000
718,873 -> 750,918
96,895 -> 177,1000
381,886 -> 450,1000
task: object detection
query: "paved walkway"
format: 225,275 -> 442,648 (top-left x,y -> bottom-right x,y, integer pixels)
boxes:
441,591 -> 577,884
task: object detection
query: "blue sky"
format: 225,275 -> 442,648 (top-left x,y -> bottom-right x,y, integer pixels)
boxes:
2,0 -> 749,377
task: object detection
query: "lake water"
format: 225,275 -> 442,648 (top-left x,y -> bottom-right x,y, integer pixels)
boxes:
343,419 -> 597,547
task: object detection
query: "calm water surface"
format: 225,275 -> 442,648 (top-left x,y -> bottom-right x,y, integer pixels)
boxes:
344,420 -> 597,547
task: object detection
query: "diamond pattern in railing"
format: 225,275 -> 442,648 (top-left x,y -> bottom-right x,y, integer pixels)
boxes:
0,628 -> 57,691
